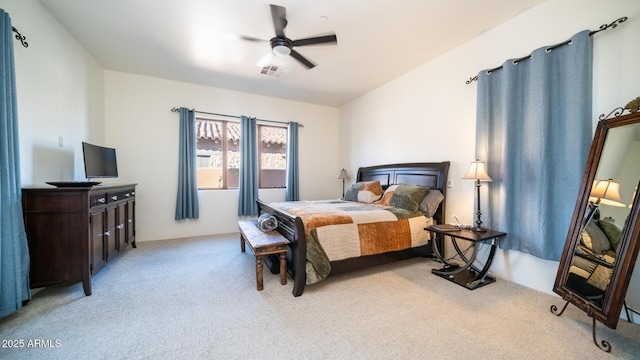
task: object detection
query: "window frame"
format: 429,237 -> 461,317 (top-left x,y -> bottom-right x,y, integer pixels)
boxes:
195,116 -> 287,190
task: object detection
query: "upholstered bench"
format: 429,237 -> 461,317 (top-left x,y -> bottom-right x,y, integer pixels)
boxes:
238,220 -> 289,291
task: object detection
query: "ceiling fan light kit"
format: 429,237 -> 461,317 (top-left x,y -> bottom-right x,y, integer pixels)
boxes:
272,46 -> 290,56
271,38 -> 292,56
237,4 -> 337,70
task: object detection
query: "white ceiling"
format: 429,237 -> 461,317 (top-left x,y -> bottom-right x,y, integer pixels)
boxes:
38,0 -> 546,107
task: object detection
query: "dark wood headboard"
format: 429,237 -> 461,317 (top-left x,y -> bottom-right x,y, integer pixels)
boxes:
356,162 -> 450,224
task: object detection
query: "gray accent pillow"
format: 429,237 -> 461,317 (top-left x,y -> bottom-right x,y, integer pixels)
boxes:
419,189 -> 444,217
343,183 -> 361,202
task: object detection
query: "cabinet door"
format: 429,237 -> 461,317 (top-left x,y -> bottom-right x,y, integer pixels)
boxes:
116,202 -> 126,251
126,199 -> 135,244
90,210 -> 107,274
104,205 -> 117,260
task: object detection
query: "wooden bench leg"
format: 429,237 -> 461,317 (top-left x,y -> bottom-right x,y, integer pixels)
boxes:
240,234 -> 246,253
279,253 -> 287,285
256,255 -> 264,291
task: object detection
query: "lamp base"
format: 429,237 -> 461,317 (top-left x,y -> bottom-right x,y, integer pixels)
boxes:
472,182 -> 488,233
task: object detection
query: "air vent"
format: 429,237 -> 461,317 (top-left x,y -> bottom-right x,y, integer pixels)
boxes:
260,65 -> 286,77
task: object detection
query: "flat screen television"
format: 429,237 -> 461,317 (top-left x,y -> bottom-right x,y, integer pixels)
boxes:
82,142 -> 118,179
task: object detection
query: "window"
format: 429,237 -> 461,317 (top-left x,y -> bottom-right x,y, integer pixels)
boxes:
258,125 -> 287,188
195,118 -> 287,189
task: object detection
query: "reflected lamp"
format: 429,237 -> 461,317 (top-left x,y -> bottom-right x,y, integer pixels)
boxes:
584,179 -> 625,227
589,179 -> 625,207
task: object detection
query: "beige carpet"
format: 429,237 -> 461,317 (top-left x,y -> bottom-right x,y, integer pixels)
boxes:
1,234 -> 640,359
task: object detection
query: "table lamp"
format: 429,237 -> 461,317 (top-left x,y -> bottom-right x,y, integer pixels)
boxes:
462,159 -> 492,232
338,169 -> 350,199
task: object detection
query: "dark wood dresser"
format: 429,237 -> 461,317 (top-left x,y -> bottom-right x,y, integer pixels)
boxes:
22,184 -> 136,296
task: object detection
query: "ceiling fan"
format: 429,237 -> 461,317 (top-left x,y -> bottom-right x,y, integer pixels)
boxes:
237,4 -> 338,69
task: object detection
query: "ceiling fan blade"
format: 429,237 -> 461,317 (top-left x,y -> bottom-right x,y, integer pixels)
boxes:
292,34 -> 337,47
290,49 -> 315,69
270,4 -> 287,38
237,34 -> 268,43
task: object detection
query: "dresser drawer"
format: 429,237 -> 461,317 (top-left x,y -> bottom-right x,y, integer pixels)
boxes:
90,194 -> 107,207
106,192 -> 121,203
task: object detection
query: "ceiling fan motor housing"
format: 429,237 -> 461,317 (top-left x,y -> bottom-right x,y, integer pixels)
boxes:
270,37 -> 293,55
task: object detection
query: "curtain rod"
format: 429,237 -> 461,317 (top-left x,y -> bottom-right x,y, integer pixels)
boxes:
465,16 -> 627,85
12,26 -> 28,47
170,107 -> 303,128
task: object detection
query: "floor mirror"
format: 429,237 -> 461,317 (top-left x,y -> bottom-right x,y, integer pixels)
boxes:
551,97 -> 640,352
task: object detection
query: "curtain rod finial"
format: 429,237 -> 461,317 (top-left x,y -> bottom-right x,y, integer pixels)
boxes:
589,16 -> 627,36
466,76 -> 478,84
11,26 -> 28,48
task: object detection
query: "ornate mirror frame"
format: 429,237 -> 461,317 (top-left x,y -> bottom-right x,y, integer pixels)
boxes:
552,97 -> 640,351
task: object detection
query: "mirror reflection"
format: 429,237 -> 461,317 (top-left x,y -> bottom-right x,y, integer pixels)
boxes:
566,123 -> 640,308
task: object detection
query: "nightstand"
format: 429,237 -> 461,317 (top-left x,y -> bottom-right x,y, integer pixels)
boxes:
425,226 -> 506,290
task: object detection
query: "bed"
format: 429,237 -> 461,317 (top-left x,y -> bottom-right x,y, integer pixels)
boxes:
256,162 -> 450,296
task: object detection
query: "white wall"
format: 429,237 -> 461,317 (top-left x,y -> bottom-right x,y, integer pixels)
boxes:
1,0 -> 105,185
104,71 -> 339,242
339,0 -> 640,295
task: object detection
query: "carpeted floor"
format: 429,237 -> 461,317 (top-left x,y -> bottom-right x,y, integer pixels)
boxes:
1,234 -> 640,359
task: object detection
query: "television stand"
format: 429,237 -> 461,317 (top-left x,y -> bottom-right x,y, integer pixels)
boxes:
22,183 -> 136,295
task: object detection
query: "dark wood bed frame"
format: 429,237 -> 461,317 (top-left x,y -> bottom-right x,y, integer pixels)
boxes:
256,161 -> 450,296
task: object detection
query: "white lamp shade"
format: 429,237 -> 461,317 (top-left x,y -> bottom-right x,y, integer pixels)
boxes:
462,160 -> 492,181
589,179 -> 625,207
338,169 -> 350,180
